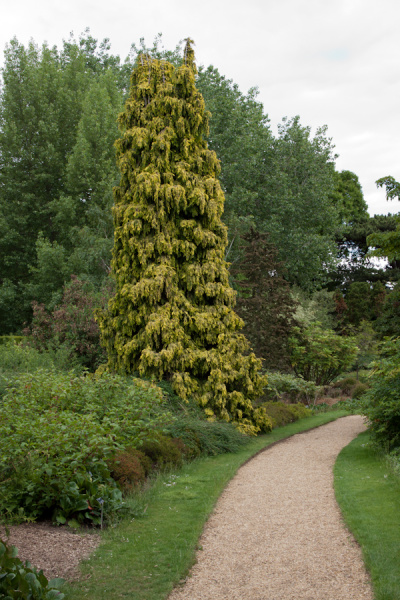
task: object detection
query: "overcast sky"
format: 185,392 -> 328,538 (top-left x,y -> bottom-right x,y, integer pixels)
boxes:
2,0 -> 400,216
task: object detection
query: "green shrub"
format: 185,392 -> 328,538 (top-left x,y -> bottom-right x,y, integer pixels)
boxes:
261,401 -> 312,428
333,376 -> 358,395
263,371 -> 320,404
351,381 -> 369,399
0,537 -> 65,598
140,434 -> 184,470
0,400 -> 122,525
0,370 -> 171,525
157,379 -> 251,457
0,335 -> 24,346
358,337 -> 400,451
0,343 -> 56,399
289,323 -> 358,385
288,403 -> 312,420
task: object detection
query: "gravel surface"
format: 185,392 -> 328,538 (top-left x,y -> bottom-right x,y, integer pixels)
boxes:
0,522 -> 100,581
169,415 -> 373,600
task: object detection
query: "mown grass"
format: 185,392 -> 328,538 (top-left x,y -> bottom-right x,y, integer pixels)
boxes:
65,410 -> 347,600
335,431 -> 400,600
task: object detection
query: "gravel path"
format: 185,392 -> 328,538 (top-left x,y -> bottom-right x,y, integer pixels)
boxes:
168,415 -> 373,600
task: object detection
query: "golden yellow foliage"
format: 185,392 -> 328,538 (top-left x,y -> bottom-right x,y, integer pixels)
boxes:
96,41 -> 270,434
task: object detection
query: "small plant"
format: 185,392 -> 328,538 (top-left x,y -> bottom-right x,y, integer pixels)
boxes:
0,536 -> 65,599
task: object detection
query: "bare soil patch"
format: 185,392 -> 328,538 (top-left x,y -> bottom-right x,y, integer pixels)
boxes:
0,522 -> 100,581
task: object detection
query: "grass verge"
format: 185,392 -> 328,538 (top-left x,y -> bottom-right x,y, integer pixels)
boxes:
65,410 -> 347,600
334,431 -> 400,600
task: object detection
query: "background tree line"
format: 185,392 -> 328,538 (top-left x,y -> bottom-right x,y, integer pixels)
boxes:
1,30 -> 399,373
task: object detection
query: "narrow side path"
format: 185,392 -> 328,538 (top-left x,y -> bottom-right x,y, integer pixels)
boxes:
168,415 -> 373,600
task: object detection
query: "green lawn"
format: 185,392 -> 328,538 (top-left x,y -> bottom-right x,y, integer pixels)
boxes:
65,411 -> 347,600
335,431 -> 400,600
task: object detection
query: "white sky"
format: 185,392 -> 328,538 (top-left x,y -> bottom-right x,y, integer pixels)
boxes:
1,0 -> 400,216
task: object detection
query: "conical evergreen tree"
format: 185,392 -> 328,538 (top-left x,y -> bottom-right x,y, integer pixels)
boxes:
96,40 -> 271,434
232,230 -> 297,372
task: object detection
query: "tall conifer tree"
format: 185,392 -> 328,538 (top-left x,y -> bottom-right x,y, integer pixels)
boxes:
232,230 -> 297,372
96,40 -> 270,434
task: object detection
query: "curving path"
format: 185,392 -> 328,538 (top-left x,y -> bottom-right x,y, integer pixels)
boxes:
168,415 -> 373,600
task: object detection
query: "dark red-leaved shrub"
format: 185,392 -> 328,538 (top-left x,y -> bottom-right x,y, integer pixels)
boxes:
25,275 -> 110,371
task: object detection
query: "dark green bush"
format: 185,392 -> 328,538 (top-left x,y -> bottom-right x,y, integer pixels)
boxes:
261,401 -> 312,428
289,323 -> 358,385
358,337 -> 400,451
351,381 -> 369,399
140,434 -> 184,470
0,537 -> 65,599
332,376 -> 358,395
165,418 -> 249,456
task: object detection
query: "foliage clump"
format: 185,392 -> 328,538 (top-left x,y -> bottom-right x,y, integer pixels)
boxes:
25,275 -> 109,371
0,537 -> 65,599
232,229 -> 297,371
351,381 -> 369,399
96,41 -> 270,434
332,376 -> 358,396
140,433 -> 185,470
289,323 -> 358,385
261,401 -> 312,428
358,337 -> 400,451
263,371 -> 320,404
0,370 -> 168,525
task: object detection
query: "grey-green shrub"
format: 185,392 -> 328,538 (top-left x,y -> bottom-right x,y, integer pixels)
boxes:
264,371 -> 320,404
